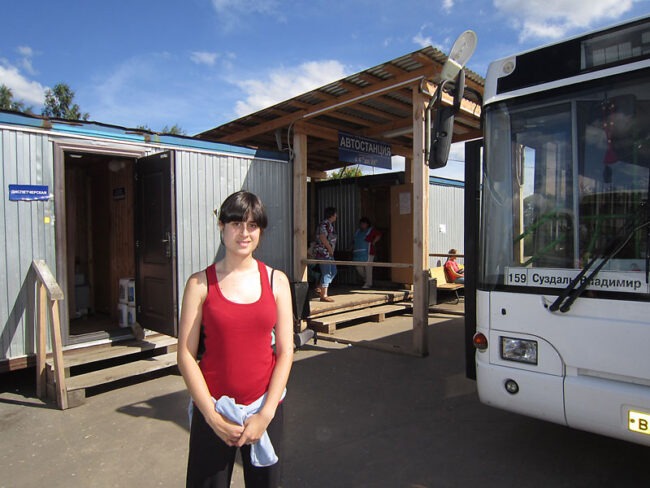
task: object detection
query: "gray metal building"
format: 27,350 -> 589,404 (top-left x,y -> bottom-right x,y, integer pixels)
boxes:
0,111 -> 290,367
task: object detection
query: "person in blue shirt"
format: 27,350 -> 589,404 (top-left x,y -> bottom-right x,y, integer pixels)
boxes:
352,217 -> 382,289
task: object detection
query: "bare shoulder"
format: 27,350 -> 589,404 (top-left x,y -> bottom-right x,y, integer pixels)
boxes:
266,265 -> 290,290
184,269 -> 208,297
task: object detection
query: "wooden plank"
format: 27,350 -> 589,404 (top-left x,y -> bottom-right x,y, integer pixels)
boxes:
309,322 -> 337,334
46,335 -> 177,368
309,303 -> 412,329
389,183 -> 414,283
293,130 -> 308,282
0,355 -> 36,373
412,87 -> 429,357
304,259 -> 411,268
36,283 -> 47,399
50,300 -> 68,409
65,352 -> 177,392
31,260 -> 64,300
308,290 -> 412,318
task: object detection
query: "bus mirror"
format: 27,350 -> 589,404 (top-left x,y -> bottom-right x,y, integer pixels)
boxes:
429,105 -> 455,169
429,71 -> 465,169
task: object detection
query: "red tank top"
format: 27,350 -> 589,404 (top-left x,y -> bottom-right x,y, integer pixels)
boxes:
199,260 -> 277,405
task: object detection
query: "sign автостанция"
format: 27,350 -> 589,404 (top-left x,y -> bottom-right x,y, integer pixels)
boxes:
338,131 -> 392,170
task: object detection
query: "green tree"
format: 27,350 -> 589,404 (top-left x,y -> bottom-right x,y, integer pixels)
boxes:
42,83 -> 89,120
161,124 -> 186,135
329,165 -> 363,179
0,84 -> 32,113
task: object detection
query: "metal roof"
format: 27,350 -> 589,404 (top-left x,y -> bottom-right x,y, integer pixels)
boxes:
0,110 -> 288,161
198,45 -> 484,174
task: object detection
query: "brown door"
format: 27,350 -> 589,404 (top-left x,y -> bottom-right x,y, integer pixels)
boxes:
135,151 -> 177,337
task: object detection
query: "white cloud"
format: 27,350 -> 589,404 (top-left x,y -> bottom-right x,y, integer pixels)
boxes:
211,0 -> 284,29
0,62 -> 46,105
232,60 -> 349,117
442,0 -> 454,13
413,32 -> 433,48
191,51 -> 219,66
413,23 -> 436,48
493,0 -> 635,41
17,46 -> 33,57
16,45 -> 36,75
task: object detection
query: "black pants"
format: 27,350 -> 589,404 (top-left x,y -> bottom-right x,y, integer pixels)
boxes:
186,403 -> 284,488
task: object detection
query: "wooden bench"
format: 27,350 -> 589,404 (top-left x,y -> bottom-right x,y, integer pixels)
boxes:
429,266 -> 464,304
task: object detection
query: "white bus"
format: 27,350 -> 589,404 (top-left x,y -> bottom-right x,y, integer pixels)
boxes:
468,16 -> 650,446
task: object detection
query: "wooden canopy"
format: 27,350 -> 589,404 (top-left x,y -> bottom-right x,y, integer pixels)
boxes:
198,46 -> 484,175
198,46 -> 485,357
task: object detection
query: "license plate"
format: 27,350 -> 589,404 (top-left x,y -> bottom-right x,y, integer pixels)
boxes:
628,410 -> 650,435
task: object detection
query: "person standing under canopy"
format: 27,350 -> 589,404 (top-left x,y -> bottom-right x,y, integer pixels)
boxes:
312,207 -> 338,302
352,217 -> 382,289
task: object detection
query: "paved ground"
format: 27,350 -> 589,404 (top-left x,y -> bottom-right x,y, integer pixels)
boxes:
1,310 -> 648,487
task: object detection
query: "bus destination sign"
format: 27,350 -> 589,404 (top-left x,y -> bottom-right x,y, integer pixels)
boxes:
505,267 -> 648,294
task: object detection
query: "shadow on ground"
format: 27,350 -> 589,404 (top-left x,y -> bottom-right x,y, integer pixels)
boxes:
4,315 -> 646,488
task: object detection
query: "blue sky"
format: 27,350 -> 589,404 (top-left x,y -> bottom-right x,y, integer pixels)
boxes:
1,0 -> 649,179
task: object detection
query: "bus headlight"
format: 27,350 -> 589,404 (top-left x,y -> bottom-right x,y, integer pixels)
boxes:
500,337 -> 538,365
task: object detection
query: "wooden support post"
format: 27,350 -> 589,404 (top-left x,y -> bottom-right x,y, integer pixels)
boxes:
412,87 -> 430,357
36,283 -> 47,399
49,300 -> 68,409
293,128 -> 309,282
404,158 -> 412,184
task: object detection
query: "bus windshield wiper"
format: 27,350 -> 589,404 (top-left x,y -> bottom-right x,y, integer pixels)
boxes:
550,202 -> 649,313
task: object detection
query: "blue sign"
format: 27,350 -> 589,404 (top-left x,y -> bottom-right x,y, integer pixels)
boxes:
9,184 -> 50,201
338,131 -> 392,170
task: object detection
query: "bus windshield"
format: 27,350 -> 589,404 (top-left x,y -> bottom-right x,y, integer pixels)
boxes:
480,70 -> 650,297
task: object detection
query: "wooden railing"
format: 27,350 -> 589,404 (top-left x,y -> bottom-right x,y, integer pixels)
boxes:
303,259 -> 412,268
429,253 -> 465,259
32,260 -> 67,409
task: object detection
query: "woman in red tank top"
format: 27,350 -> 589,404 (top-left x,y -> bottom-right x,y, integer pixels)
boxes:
177,191 -> 293,488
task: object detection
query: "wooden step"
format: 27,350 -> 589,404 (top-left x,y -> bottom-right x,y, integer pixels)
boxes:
308,290 -> 413,318
46,334 -> 177,369
308,302 -> 412,334
59,352 -> 178,408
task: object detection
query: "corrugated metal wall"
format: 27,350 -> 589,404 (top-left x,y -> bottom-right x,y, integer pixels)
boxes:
0,128 -> 56,361
428,184 -> 465,267
174,150 -> 291,297
313,180 -> 360,284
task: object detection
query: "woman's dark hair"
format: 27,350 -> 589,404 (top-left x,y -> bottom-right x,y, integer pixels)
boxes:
216,191 -> 268,230
359,217 -> 371,226
324,207 -> 337,219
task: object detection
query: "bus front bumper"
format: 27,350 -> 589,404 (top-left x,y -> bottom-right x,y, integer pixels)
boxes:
476,353 -> 650,446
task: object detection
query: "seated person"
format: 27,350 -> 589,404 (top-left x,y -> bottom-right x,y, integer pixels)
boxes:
444,248 -> 464,284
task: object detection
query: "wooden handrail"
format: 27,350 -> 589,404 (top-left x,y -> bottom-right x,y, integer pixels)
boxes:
304,259 -> 412,268
32,260 -> 67,409
429,253 -> 465,258
32,259 -> 64,300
